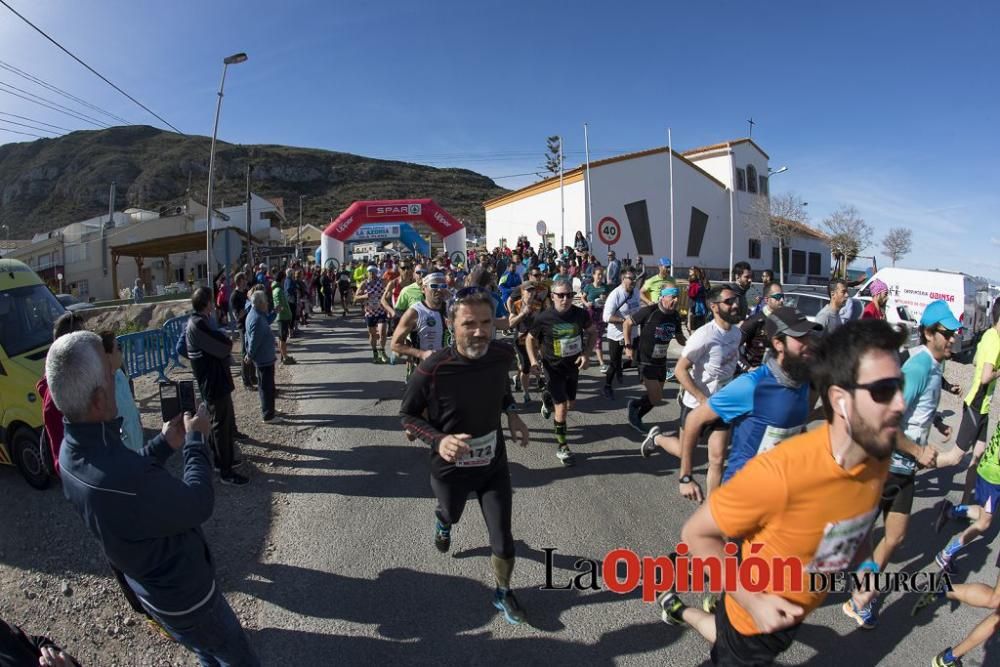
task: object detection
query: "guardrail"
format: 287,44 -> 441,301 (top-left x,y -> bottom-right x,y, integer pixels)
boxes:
117,330 -> 171,382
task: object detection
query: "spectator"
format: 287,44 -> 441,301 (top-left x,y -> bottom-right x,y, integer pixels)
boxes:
36,311 -> 86,477
283,269 -> 299,336
574,230 -> 589,254
48,331 -> 259,666
862,279 -> 889,320
185,287 -> 249,486
132,278 -> 144,304
1,617 -> 79,666
230,273 -> 255,389
687,266 -> 709,332
606,250 -> 621,286
99,331 -> 144,452
816,278 -> 848,336
730,261 -> 753,320
272,271 -> 296,365
246,289 -> 277,422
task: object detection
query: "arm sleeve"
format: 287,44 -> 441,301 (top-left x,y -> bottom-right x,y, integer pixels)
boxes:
708,372 -> 757,423
139,433 -> 174,466
400,363 -> 446,447
708,453 -> 788,539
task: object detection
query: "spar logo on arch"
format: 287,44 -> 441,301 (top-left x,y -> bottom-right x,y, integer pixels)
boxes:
367,203 -> 422,218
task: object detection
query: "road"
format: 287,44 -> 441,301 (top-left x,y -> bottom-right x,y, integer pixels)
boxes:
249,316 -> 1000,666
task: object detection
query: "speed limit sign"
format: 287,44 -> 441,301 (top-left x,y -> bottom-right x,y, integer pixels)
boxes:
598,216 -> 621,245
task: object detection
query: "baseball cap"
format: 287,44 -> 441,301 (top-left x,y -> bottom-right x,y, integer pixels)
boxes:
765,307 -> 824,338
920,300 -> 961,330
658,257 -> 671,267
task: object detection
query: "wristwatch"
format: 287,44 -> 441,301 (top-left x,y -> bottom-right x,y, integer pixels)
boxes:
679,475 -> 693,484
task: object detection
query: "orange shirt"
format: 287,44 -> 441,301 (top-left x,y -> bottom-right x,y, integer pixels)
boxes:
708,424 -> 889,636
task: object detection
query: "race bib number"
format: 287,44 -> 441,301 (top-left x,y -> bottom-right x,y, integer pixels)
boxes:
652,343 -> 670,359
757,425 -> 804,455
554,335 -> 583,358
807,507 -> 878,573
456,432 -> 497,468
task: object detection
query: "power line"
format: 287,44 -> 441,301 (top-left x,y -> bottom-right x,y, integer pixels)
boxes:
0,117 -> 57,134
0,80 -> 111,126
0,83 -> 110,127
0,60 -> 133,125
0,111 -> 72,132
0,125 -> 46,139
0,0 -> 182,133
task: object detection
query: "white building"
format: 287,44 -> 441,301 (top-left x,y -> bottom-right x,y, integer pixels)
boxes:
485,138 -> 830,283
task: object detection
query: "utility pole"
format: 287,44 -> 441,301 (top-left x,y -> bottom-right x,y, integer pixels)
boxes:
102,181 -> 115,277
245,163 -> 254,270
298,195 -> 305,259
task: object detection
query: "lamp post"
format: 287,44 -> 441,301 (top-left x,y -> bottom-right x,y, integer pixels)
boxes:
763,166 -> 789,282
204,52 -> 247,289
297,195 -> 305,260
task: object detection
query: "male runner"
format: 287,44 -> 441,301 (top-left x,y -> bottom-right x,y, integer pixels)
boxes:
862,279 -> 889,320
738,281 -> 784,370
815,279 -> 848,336
391,272 -> 449,369
355,266 -> 388,363
527,279 -> 596,465
658,319 -> 905,666
640,258 -> 673,306
508,282 -> 550,404
842,301 -> 957,628
602,268 -> 641,400
644,307 -> 819,501
646,286 -> 742,496
336,265 -> 353,315
579,267 -> 610,373
624,285 -> 686,434
730,261 -> 753,321
400,289 -> 530,625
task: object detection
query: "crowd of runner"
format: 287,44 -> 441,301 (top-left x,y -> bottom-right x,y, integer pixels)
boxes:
8,236 -> 1000,667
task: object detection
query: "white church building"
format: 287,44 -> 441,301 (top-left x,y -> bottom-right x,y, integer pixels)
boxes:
484,138 -> 830,283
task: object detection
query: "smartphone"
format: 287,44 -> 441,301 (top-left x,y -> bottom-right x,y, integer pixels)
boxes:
177,380 -> 196,415
159,383 -> 180,422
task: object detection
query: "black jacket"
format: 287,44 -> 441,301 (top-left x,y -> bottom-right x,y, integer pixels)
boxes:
185,312 -> 234,401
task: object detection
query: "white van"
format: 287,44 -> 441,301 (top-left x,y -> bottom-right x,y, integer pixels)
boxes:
856,268 -> 990,354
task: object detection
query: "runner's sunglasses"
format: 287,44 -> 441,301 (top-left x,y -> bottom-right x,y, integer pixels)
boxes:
427,283 -> 449,290
551,292 -> 574,299
844,377 -> 904,403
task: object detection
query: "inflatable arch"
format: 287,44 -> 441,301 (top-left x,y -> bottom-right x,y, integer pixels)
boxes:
321,199 -> 466,267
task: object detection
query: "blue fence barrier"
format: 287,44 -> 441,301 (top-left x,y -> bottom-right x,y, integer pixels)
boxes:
162,315 -> 190,369
118,330 -> 171,382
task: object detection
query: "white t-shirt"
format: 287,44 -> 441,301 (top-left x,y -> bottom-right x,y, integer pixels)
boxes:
680,319 -> 741,408
602,285 -> 641,342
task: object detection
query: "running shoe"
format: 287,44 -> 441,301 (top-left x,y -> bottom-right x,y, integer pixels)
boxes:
842,599 -> 878,629
493,588 -> 527,625
556,445 -> 575,466
282,356 -> 297,365
220,472 -> 250,487
640,426 -> 660,458
627,399 -> 645,434
933,499 -> 954,534
521,392 -> 531,405
434,520 -> 451,553
371,351 -> 381,364
601,385 -> 614,400
540,392 -> 554,420
931,649 -> 963,667
665,368 -> 676,382
599,364 -> 609,374
702,593 -> 718,614
379,350 -> 389,364
911,582 -> 946,617
657,592 -> 686,626
935,549 -> 954,571
386,349 -> 397,365
513,375 -> 522,392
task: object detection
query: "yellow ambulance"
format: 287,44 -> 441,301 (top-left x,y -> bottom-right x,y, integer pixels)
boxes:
0,258 -> 65,488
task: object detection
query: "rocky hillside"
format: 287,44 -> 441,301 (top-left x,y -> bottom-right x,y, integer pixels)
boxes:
0,125 -> 507,238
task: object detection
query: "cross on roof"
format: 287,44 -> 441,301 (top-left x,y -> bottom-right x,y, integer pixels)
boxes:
747,117 -> 756,138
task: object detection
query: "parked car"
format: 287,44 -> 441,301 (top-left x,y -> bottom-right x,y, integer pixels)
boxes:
55,293 -> 92,313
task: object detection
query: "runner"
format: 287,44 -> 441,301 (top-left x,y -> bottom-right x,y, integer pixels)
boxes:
601,268 -> 641,400
643,307 -> 819,498
399,289 -> 531,625
355,265 -> 388,364
508,282 -> 551,405
579,267 -> 610,373
730,261 -> 753,321
815,278 -> 848,336
623,285 -> 686,434
645,285 -> 742,496
391,272 -> 449,378
657,319 -> 905,666
738,281 -> 784,371
942,300 -> 1000,502
841,301 -> 957,628
861,279 -> 889,320
336,265 -> 353,316
639,257 -> 673,306
526,278 -> 596,465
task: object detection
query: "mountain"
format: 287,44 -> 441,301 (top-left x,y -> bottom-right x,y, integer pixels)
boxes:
0,125 -> 508,238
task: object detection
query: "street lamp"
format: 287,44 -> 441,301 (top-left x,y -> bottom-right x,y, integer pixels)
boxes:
763,166 -> 790,283
204,52 -> 247,289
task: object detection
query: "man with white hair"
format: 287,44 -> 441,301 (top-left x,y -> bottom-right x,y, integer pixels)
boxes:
246,288 -> 278,421
48,331 -> 259,666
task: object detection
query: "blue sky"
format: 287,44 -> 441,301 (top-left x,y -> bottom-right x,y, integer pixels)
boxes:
0,0 -> 997,279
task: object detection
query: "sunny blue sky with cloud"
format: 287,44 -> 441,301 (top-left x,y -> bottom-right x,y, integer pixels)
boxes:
0,0 -> 996,278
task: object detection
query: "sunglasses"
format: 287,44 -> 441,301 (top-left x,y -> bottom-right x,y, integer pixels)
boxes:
846,377 -> 905,404
715,296 -> 739,306
552,292 -> 574,299
427,283 -> 449,290
768,293 -> 785,300
935,327 -> 957,339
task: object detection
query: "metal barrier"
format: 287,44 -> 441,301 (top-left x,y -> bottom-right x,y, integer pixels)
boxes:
161,315 -> 190,369
118,330 -> 171,382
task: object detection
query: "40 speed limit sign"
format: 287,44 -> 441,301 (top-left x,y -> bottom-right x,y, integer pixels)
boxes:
598,217 -> 622,245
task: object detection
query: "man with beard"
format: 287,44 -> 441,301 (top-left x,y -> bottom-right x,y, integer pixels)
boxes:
527,278 -> 596,466
842,301 -> 957,629
400,289 -> 531,625
657,320 -> 904,666
642,308 -> 821,502
641,286 -> 742,495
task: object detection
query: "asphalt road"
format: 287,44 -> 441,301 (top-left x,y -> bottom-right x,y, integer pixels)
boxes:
250,315 -> 1000,667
